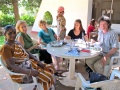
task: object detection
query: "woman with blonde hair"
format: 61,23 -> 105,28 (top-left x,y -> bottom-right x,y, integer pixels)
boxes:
15,20 -> 53,65
38,20 -> 64,75
16,20 -> 61,77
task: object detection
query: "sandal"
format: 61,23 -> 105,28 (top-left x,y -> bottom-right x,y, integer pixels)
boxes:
58,74 -> 66,77
54,72 -> 62,76
56,70 -> 63,74
54,72 -> 66,77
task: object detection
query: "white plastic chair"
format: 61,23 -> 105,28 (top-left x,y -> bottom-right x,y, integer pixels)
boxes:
104,42 -> 120,76
0,56 -> 43,90
75,69 -> 120,90
32,54 -> 39,61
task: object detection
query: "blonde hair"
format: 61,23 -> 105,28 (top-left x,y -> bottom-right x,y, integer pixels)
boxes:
38,20 -> 46,27
15,20 -> 27,33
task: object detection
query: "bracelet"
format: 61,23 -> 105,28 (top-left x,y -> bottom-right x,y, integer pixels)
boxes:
28,69 -> 31,76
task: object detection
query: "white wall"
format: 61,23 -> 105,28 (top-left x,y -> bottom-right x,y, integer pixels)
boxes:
32,0 -> 93,35
111,24 -> 120,34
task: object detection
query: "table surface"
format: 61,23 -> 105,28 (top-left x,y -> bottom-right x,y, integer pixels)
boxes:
47,43 -> 101,59
46,42 -> 101,87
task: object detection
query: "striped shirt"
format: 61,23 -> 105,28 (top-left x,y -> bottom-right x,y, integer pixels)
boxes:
98,29 -> 119,56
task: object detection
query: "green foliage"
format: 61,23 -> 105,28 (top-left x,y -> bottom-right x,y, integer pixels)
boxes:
43,11 -> 53,25
19,0 -> 42,14
0,0 -> 42,20
0,14 -> 15,27
0,14 -> 35,26
21,15 -> 35,26
0,0 -> 13,14
0,36 -> 5,48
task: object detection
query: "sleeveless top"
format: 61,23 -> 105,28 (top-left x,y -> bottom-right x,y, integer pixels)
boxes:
16,32 -> 33,49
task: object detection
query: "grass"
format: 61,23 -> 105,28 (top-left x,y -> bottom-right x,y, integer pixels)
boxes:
0,35 -> 5,49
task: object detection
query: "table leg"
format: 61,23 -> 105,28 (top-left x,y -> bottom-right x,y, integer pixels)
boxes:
69,58 -> 75,79
59,58 -> 77,87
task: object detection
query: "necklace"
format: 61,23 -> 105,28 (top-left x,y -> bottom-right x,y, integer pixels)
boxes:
6,41 -> 15,46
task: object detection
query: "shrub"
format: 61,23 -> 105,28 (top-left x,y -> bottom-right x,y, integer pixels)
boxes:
21,15 -> 35,26
0,14 -> 35,27
0,14 -> 15,27
43,11 -> 53,25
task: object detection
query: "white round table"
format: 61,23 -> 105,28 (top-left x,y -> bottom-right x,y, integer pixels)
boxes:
47,43 -> 101,87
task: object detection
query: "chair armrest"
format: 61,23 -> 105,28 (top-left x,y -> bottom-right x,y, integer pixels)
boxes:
89,79 -> 120,89
110,56 -> 120,66
76,72 -> 120,90
7,70 -> 26,76
110,69 -> 120,80
107,56 -> 120,73
75,73 -> 91,90
77,73 -> 110,88
0,60 -> 25,76
75,73 -> 88,90
110,56 -> 120,65
0,57 -> 26,76
77,73 -> 87,85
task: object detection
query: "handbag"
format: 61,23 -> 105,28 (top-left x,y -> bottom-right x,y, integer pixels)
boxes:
89,72 -> 108,83
19,59 -> 33,83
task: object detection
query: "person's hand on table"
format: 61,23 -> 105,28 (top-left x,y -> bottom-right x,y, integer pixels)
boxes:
57,36 -> 60,41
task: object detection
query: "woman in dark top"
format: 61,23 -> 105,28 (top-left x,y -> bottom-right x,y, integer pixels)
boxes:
66,19 -> 88,40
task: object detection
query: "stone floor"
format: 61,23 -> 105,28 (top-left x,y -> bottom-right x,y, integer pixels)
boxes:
0,26 -> 89,90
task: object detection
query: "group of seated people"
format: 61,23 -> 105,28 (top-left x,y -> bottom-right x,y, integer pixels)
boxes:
0,15 -> 119,90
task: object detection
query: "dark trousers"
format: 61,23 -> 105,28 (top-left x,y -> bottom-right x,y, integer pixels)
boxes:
39,49 -> 53,64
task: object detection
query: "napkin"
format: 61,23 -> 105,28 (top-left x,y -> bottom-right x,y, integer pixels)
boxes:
65,48 -> 80,56
81,49 -> 90,53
